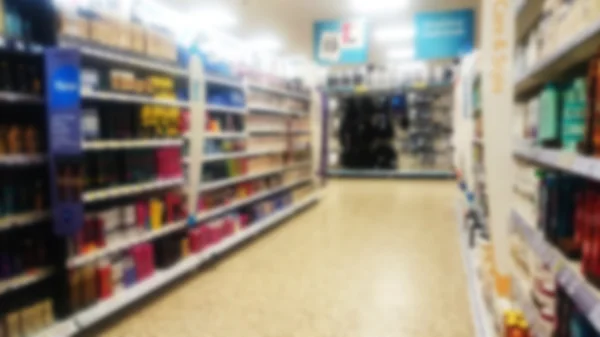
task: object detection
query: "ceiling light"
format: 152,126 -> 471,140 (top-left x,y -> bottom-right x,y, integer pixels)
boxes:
352,0 -> 408,13
190,8 -> 237,30
246,36 -> 282,52
375,25 -> 415,42
388,48 -> 414,60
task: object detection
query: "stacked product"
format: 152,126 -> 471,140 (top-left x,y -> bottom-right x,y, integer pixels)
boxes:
0,2 -> 58,336
511,3 -> 600,333
515,0 -> 600,78
0,1 -> 321,334
337,95 -> 396,170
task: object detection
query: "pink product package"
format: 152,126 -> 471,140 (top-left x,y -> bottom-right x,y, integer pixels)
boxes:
155,147 -> 182,179
135,200 -> 149,230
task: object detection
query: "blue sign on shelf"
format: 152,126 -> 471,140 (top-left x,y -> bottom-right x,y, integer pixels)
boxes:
415,9 -> 474,60
45,48 -> 84,236
313,19 -> 369,65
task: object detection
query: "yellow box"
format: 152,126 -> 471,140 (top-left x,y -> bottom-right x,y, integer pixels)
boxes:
131,24 -> 146,54
59,12 -> 88,39
90,18 -> 111,46
115,22 -> 132,51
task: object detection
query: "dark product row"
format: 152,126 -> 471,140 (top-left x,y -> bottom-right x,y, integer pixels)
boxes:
82,104 -> 184,140
0,167 -> 47,218
0,123 -> 42,156
202,160 -> 248,183
0,286 -> 55,337
0,53 -> 42,95
204,139 -> 245,155
337,96 -> 397,170
84,148 -> 182,191
539,171 -> 600,286
556,285 -> 600,337
0,226 -> 52,280
206,113 -> 244,133
197,174 -> 284,213
69,190 -> 187,259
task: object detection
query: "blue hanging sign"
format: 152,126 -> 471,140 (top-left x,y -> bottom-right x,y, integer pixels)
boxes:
313,19 -> 369,65
415,9 -> 474,60
45,48 -> 84,236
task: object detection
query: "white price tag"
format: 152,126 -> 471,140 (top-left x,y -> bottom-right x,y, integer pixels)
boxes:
559,152 -> 577,168
44,320 -> 78,337
589,305 -> 600,331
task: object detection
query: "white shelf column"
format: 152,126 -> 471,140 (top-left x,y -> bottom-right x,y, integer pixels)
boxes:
186,55 -> 206,220
481,0 -> 515,280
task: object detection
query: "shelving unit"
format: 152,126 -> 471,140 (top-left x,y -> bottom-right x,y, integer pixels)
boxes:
0,4 -> 324,336
506,2 -> 600,335
34,192 -> 320,337
324,79 -> 455,179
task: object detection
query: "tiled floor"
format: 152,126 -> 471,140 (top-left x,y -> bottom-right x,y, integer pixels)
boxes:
96,180 -> 474,337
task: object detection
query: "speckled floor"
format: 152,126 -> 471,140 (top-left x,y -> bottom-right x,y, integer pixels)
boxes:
96,180 -> 474,337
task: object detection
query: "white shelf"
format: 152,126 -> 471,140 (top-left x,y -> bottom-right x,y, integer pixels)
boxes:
195,178 -> 312,222
457,201 -> 496,337
513,143 -> 600,182
285,161 -> 312,170
67,219 -> 187,268
81,89 -> 189,107
62,42 -> 188,77
83,139 -> 183,150
204,132 -> 247,139
206,104 -> 246,115
512,210 -> 600,332
0,91 -> 43,103
71,192 -> 320,331
31,320 -> 78,337
512,270 -> 546,337
202,151 -> 252,162
83,177 -> 184,203
515,19 -> 600,95
472,138 -> 484,146
0,154 -> 46,165
247,83 -> 311,101
0,268 -> 53,296
248,128 -> 287,135
204,74 -> 244,89
0,211 -> 50,232
247,104 -> 295,115
199,167 -> 287,192
201,148 -> 285,163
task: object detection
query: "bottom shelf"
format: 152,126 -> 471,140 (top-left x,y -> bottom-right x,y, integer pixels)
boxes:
328,168 -> 455,179
34,192 -> 322,337
457,199 -> 496,337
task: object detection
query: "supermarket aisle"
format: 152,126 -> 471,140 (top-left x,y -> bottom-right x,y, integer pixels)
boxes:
96,180 -> 473,337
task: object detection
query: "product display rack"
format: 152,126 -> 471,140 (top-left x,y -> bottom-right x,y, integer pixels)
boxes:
457,198 -> 496,337
324,82 -> 455,179
0,4 -> 322,337
0,3 -> 59,335
507,1 -> 600,336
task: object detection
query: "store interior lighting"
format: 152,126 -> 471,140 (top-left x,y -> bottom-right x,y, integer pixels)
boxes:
388,47 -> 415,60
245,35 -> 283,52
352,0 -> 409,13
375,25 -> 415,42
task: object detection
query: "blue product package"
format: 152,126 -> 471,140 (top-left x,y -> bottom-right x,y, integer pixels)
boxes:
230,90 -> 245,107
123,266 -> 137,287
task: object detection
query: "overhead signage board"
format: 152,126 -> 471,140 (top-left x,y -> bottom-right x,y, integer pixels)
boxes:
415,9 -> 475,60
313,19 -> 369,65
